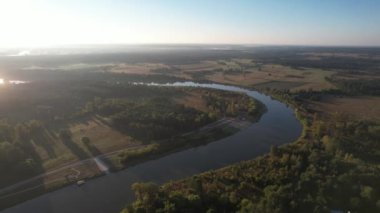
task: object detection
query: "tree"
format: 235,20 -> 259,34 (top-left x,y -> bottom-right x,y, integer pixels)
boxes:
59,129 -> 72,141
131,182 -> 159,213
81,136 -> 90,145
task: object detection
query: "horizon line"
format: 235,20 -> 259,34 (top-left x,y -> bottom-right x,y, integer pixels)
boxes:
1,43 -> 380,49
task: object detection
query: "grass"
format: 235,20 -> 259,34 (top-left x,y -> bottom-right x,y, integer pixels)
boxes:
69,117 -> 141,154
205,64 -> 335,91
29,59 -> 335,93
307,95 -> 380,121
13,117 -> 140,174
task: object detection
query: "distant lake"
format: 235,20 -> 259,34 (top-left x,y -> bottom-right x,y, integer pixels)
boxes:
2,82 -> 302,213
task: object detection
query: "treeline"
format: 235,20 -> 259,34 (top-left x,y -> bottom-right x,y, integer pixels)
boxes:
201,90 -> 264,118
124,90 -> 380,213
0,120 -> 44,184
250,47 -> 380,71
0,79 -> 184,123
82,97 -> 215,141
326,77 -> 380,96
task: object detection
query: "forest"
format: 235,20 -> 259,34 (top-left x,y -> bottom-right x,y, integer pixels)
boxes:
0,120 -> 45,185
82,97 -> 214,141
124,88 -> 380,213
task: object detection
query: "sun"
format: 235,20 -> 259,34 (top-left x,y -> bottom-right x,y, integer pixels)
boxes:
0,79 -> 4,84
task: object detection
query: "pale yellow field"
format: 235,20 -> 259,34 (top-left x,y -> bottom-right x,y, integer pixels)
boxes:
109,63 -> 170,74
56,59 -> 336,92
309,96 -> 380,121
69,117 -> 140,153
173,60 -> 336,91
29,116 -> 142,172
205,64 -> 335,91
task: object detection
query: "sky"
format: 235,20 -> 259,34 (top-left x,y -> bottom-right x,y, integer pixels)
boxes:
0,0 -> 379,47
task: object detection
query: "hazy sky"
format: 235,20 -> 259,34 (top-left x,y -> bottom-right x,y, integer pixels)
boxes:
0,0 -> 379,47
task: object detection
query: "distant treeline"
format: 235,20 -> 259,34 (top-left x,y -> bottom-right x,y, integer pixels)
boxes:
249,47 -> 380,72
326,76 -> 380,96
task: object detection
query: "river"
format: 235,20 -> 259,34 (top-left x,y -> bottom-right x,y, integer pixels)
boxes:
2,82 -> 302,213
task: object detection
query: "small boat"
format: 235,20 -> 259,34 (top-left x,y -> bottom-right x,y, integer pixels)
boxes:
76,180 -> 86,186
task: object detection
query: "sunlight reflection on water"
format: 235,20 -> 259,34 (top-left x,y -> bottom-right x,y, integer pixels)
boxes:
0,79 -> 28,85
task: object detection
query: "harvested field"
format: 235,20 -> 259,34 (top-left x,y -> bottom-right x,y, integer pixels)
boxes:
309,95 -> 380,121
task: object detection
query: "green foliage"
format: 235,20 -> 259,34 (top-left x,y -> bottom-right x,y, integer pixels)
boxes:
81,136 -> 91,145
131,182 -> 160,213
0,120 -> 43,182
201,90 -> 262,118
84,97 -> 215,141
326,76 -> 380,96
124,90 -> 380,213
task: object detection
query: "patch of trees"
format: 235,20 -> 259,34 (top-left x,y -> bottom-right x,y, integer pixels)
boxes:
250,46 -> 380,72
83,97 -> 215,141
0,120 -> 44,184
0,80 -> 185,123
201,90 -> 265,118
82,88 -> 264,141
326,77 -> 380,96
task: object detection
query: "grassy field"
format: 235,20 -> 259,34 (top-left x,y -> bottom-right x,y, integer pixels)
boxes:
69,117 -> 140,154
88,59 -> 337,91
203,63 -> 335,91
9,57 -> 336,92
308,95 -> 380,121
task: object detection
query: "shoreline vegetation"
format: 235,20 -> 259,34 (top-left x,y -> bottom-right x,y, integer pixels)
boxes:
0,82 -> 266,211
111,96 -> 267,171
123,87 -> 380,213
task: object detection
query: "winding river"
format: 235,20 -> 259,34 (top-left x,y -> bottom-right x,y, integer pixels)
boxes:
2,82 -> 302,213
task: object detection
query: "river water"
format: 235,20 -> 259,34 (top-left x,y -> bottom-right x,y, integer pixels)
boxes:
2,82 -> 302,213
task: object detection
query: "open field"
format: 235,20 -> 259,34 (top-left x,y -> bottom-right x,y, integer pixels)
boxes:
195,63 -> 336,91
69,117 -> 140,154
54,59 -> 335,92
308,95 -> 380,121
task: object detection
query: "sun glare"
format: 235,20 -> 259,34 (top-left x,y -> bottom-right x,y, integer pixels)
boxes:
0,79 -> 4,84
